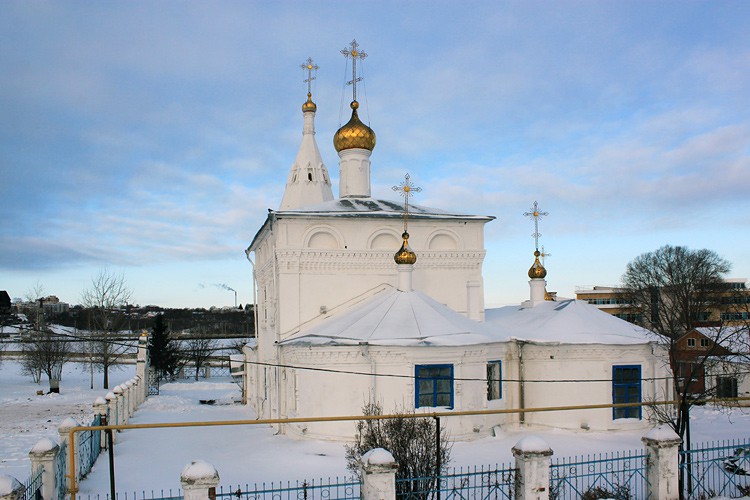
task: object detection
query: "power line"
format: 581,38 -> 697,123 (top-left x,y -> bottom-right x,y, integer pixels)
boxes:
10,325 -> 749,387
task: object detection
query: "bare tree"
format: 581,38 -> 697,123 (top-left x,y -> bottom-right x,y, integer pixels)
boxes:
622,245 -> 750,494
80,269 -> 134,389
182,337 -> 218,380
345,402 -> 451,499
23,281 -> 45,303
20,324 -> 70,392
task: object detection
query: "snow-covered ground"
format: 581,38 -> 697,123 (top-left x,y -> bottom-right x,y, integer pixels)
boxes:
2,359 -> 750,496
0,360 -> 134,480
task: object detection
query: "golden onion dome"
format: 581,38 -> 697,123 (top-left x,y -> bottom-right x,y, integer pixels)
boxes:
394,232 -> 417,265
528,250 -> 547,279
302,92 -> 317,113
333,100 -> 376,152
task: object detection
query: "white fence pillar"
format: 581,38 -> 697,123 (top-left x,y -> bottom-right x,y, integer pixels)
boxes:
93,397 -> 108,449
137,332 -> 149,405
359,448 -> 398,500
58,417 -> 79,490
125,380 -> 134,417
180,460 -> 219,500
131,376 -> 140,411
642,426 -> 682,500
29,438 -> 60,500
114,385 -> 126,425
0,475 -> 24,500
105,391 -> 117,443
512,435 -> 553,500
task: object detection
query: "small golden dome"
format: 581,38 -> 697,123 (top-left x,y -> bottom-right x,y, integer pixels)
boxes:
333,101 -> 376,152
528,250 -> 547,279
394,232 -> 417,265
302,92 -> 317,113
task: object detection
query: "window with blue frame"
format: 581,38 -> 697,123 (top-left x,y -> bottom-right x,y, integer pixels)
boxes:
487,361 -> 502,400
415,364 -> 453,409
612,365 -> 641,419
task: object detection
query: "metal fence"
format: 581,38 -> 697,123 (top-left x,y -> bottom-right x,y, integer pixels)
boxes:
21,467 -> 43,500
215,477 -> 360,500
81,491 -> 183,500
178,365 -> 231,380
394,464 -> 516,500
681,438 -> 750,499
56,441 -> 67,500
79,414 -> 103,478
550,448 -> 649,499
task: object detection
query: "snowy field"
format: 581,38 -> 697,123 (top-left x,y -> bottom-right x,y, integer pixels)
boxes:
2,359 -> 750,496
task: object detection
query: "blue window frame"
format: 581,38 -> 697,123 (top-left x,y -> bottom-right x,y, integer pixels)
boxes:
415,364 -> 454,409
612,365 -> 641,420
487,361 -> 502,400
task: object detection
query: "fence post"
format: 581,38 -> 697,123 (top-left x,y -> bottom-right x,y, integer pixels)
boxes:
137,332 -> 149,404
180,460 -> 219,500
0,474 -> 24,500
131,376 -> 140,411
58,417 -> 79,489
29,438 -> 60,500
512,435 -> 553,500
93,397 -> 108,449
125,379 -> 134,417
642,425 -> 682,500
114,385 -> 126,425
105,391 -> 117,442
359,448 -> 398,500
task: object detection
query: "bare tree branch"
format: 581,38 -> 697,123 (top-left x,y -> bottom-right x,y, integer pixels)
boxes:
80,269 -> 134,389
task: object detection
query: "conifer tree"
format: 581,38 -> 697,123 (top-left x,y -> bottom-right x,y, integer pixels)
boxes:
149,313 -> 179,380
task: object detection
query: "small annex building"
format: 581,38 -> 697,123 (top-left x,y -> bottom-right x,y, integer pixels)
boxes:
243,46 -> 671,441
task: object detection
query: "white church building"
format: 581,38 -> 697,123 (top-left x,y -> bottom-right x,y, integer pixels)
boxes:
243,46 -> 671,441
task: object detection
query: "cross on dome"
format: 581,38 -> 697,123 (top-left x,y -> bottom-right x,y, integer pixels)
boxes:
300,57 -> 319,94
392,173 -> 422,233
341,39 -> 367,102
540,245 -> 551,265
524,201 -> 549,251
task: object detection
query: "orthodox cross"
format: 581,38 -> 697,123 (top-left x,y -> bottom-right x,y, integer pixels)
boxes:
540,245 -> 551,265
341,39 -> 367,101
392,173 -> 422,233
523,201 -> 548,251
300,57 -> 319,94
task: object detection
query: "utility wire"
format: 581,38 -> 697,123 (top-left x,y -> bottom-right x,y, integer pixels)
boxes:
9,325 -> 749,386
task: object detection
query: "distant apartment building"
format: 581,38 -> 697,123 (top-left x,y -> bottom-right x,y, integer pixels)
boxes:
575,278 -> 749,326
16,295 -> 70,318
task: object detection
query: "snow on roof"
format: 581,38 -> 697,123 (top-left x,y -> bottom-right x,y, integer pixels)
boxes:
484,300 -> 655,345
694,326 -> 749,350
276,196 -> 494,221
281,288 -> 504,347
281,291 -> 654,348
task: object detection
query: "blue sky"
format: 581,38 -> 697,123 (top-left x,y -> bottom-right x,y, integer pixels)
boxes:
2,1 -> 749,309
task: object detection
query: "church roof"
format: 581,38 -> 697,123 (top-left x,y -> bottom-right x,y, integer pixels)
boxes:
280,288 -> 503,347
248,196 -> 493,251
276,196 -> 494,220
485,299 -> 654,345
278,293 -> 654,348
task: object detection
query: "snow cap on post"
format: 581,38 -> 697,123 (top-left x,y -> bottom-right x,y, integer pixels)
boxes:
512,435 -> 552,456
0,474 -> 24,499
58,417 -> 79,433
642,425 -> 681,444
180,460 -> 220,484
361,448 -> 397,468
30,437 -> 58,455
